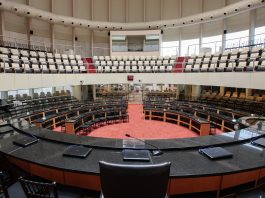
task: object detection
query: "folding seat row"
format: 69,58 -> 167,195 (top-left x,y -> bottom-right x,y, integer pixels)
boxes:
93,55 -> 177,62
96,65 -> 173,73
94,60 -> 176,67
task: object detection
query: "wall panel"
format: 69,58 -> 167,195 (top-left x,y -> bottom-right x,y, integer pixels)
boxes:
54,0 -> 72,16
256,7 -> 265,27
202,20 -> 223,37
110,0 -> 126,22
203,0 -> 224,11
182,0 -> 201,17
93,0 -> 108,21
226,12 -> 250,32
31,19 -> 50,38
4,12 -> 27,34
163,0 -> 180,20
146,0 -> 160,21
75,0 -> 91,19
128,0 -> 144,22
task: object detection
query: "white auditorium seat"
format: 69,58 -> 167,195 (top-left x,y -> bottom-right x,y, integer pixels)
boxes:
171,55 -> 177,60
0,47 -> 9,54
150,60 -> 155,67
169,59 -> 175,65
162,60 -> 169,66
128,56 -> 134,61
166,65 -> 173,72
152,56 -> 158,61
23,63 -> 32,73
125,61 -> 131,66
30,57 -> 38,64
70,60 -> 77,66
113,61 -> 119,67
138,65 -> 144,72
192,64 -> 200,72
257,60 -> 265,71
145,66 -> 151,72
146,56 -> 152,61
118,65 -> 124,72
117,56 -> 122,61
79,66 -> 87,73
65,65 -> 72,73
1,62 -> 12,73
107,61 -> 112,66
105,56 -> 110,61
12,63 -> 23,73
72,66 -> 80,73
122,56 -> 128,61
75,55 -> 82,60
47,53 -> 53,58
63,59 -> 69,65
184,64 -> 192,72
200,63 -> 209,72
131,66 -> 138,72
140,56 -> 146,61
21,57 -> 30,64
163,56 -> 170,60
39,58 -> 47,65
93,56 -> 99,60
203,57 -> 210,63
144,60 -> 149,66
208,62 -> 216,72
125,65 -> 131,72
20,50 -> 29,57
216,62 -> 227,72
61,54 -> 68,60
101,61 -> 106,66
41,65 -> 50,73
134,56 -> 140,61
48,58 -> 55,64
97,66 -> 103,73
58,65 -> 66,73
153,65 -> 158,72
94,61 -> 100,66
32,64 -> 41,73
158,56 -> 163,60
195,58 -> 203,63
105,66 -> 111,73
0,54 -> 9,62
226,62 -> 234,72
111,66 -> 117,72
30,51 -> 38,58
11,55 -> 20,63
119,61 -> 125,67
156,60 -> 162,66
49,64 -> 58,73
131,61 -> 137,66
68,55 -> 75,60
246,60 -> 258,71
111,56 -> 116,61
38,52 -> 46,58
159,65 -> 165,72
77,60 -> 84,66
55,53 -> 61,59
10,48 -> 19,56
235,61 -> 247,72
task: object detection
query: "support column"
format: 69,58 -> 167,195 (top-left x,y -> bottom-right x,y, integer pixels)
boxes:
72,85 -> 82,101
0,11 -> 5,41
199,0 -> 203,52
222,0 -> 227,51
192,85 -> 201,101
184,85 -> 192,100
246,89 -> 253,97
29,89 -> 34,98
220,86 -> 225,95
249,9 -> 256,45
1,91 -> 8,100
51,0 -> 55,52
92,85 -> 97,100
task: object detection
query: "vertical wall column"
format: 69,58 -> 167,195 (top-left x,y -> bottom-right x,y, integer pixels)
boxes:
51,0 -> 55,52
220,86 -> 225,95
1,91 -> 8,100
192,85 -> 201,100
198,0 -> 203,52
72,85 -> 82,101
184,85 -> 192,100
249,9 -> 256,45
29,89 -> 34,98
222,0 -> 227,51
178,0 -> 182,56
26,0 -> 31,47
246,89 -> 253,98
0,11 -> 5,41
92,85 -> 97,100
72,0 -> 76,52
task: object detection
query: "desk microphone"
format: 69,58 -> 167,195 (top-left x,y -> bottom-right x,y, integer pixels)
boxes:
125,133 -> 163,156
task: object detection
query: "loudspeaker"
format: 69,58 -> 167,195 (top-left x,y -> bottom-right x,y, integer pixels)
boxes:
224,30 -> 227,34
108,32 -> 110,36
75,37 -> 78,41
29,30 -> 33,35
161,30 -> 163,34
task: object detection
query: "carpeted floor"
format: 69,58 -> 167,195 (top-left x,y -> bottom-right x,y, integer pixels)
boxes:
54,104 -> 222,139
88,104 -> 222,139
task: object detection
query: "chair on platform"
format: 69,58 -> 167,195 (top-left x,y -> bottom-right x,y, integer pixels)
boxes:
99,161 -> 171,198
19,177 -> 81,198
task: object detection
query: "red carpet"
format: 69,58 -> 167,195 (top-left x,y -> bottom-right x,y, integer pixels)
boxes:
54,104 -> 222,139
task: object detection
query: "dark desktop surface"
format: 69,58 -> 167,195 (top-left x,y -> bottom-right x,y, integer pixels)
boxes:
0,123 -> 265,178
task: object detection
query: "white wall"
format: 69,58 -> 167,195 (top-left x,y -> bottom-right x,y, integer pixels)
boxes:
1,73 -> 265,91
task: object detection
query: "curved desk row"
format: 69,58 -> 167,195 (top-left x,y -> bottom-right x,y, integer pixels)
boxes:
0,122 -> 265,197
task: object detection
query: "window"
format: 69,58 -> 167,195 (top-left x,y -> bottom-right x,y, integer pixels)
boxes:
254,26 -> 265,46
202,35 -> 222,54
34,87 -> 52,95
181,39 -> 199,56
161,41 -> 179,57
225,30 -> 249,49
8,89 -> 29,97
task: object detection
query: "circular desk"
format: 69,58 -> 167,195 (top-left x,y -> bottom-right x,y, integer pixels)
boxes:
0,118 -> 265,197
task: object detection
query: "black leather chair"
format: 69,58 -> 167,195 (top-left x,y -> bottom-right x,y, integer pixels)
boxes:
99,161 -> 171,198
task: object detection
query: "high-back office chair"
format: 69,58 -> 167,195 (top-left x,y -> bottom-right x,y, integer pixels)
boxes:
19,177 -> 59,198
99,161 -> 171,198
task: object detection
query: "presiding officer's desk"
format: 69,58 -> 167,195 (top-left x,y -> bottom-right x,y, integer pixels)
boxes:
1,118 -> 265,197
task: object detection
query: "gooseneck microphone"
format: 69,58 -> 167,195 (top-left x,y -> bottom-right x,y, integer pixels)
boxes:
125,133 -> 163,156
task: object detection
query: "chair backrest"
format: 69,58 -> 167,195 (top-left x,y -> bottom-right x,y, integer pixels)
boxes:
99,161 -> 171,198
19,177 -> 58,198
